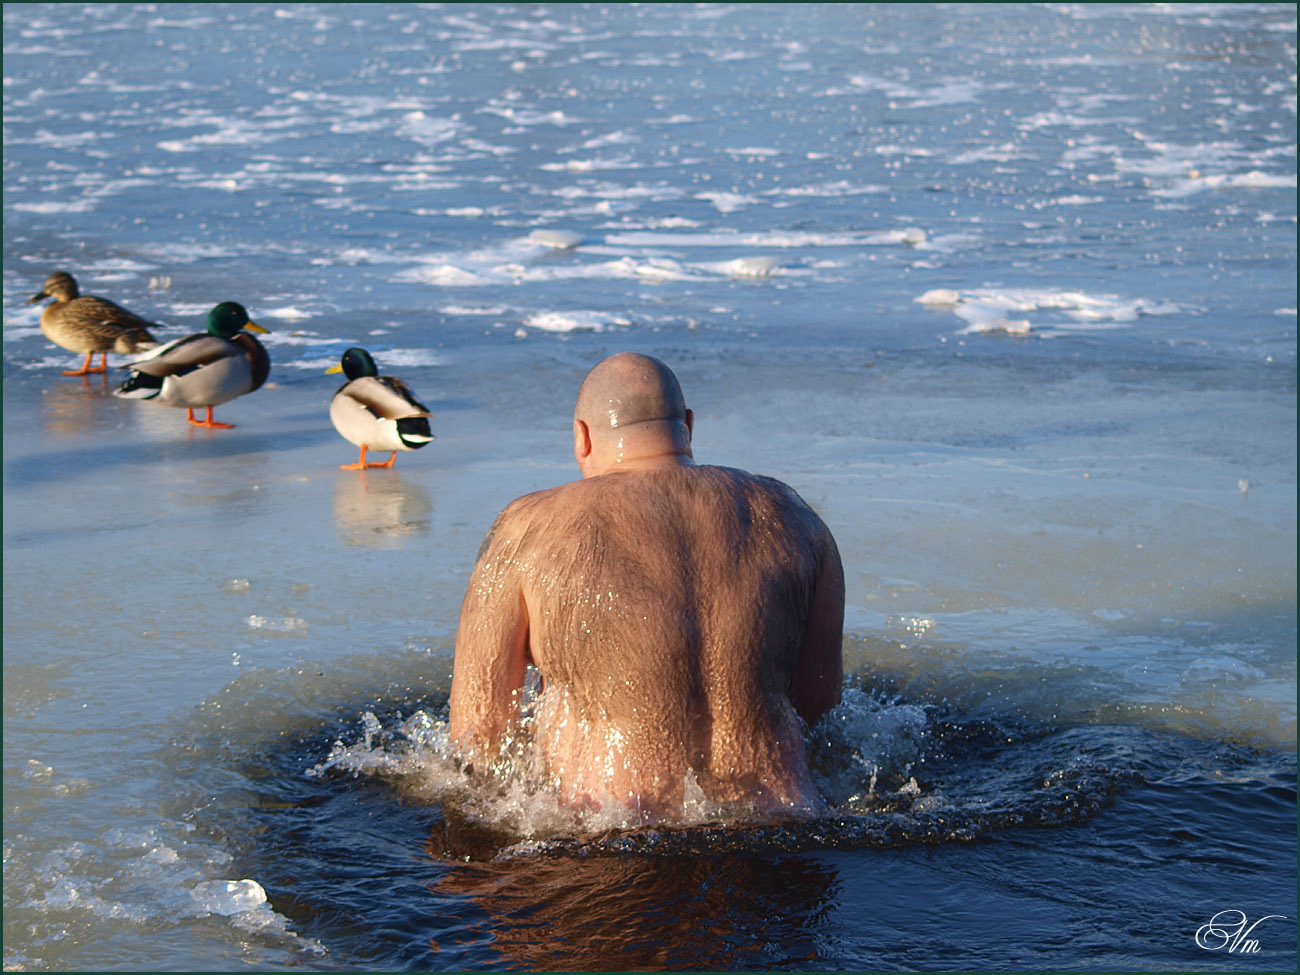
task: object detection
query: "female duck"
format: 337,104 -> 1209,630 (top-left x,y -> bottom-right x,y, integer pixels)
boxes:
327,347 -> 434,470
116,302 -> 270,429
30,271 -> 161,376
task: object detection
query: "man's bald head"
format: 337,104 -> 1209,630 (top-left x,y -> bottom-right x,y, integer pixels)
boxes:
575,352 -> 687,431
573,352 -> 694,475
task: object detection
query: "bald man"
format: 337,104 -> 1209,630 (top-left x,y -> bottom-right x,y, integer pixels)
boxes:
449,352 -> 844,820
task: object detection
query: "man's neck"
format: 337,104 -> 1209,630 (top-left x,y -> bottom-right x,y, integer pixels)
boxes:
593,450 -> 694,475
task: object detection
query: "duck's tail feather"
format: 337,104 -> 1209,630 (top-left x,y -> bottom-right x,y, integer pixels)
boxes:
115,370 -> 164,400
396,416 -> 435,449
113,327 -> 160,355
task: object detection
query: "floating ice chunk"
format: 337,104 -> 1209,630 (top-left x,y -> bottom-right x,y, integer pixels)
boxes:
527,229 -> 584,249
919,286 -> 1184,337
721,256 -> 779,277
146,845 -> 180,864
916,289 -> 961,306
246,615 -> 307,632
263,306 -> 312,321
967,317 -> 1032,335
525,311 -> 629,333
417,264 -> 494,286
696,191 -> 758,213
190,879 -> 267,916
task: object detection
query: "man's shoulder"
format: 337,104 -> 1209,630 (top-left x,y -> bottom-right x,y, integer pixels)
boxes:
698,464 -> 809,504
497,481 -> 576,519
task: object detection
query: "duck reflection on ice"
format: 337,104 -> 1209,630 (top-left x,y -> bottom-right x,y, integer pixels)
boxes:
332,470 -> 433,549
424,824 -> 835,971
39,371 -> 120,437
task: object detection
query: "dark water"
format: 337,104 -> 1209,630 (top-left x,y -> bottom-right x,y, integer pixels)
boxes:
170,663 -> 1297,972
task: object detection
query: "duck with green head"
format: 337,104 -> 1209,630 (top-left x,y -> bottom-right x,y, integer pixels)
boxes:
30,271 -> 162,376
327,347 -> 434,469
115,302 -> 270,429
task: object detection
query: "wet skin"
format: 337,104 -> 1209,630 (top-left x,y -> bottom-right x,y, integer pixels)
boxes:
449,353 -> 844,819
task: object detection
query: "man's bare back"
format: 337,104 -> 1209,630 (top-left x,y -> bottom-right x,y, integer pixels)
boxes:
450,353 -> 844,820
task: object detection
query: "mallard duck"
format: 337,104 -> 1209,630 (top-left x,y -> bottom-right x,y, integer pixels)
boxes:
327,347 -> 434,470
115,301 -> 270,429
29,271 -> 161,376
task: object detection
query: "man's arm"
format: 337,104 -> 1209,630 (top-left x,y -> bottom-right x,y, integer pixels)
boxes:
790,528 -> 845,727
448,507 -> 532,761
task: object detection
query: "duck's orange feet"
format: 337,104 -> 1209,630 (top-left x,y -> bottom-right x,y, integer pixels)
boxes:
340,445 -> 370,470
187,406 -> 234,429
340,447 -> 397,470
62,352 -> 107,376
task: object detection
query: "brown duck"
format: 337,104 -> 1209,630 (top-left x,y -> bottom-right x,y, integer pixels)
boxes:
29,271 -> 161,376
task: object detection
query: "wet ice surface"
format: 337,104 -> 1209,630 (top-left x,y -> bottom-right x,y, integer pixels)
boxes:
3,2 -> 1296,971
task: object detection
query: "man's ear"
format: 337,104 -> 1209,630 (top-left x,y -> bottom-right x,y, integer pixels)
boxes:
684,408 -> 694,439
573,418 -> 592,464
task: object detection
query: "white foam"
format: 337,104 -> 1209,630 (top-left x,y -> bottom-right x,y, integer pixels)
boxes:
260,331 -> 337,348
775,180 -> 887,197
1019,110 -> 1142,130
305,696 -> 878,842
603,229 -> 933,249
950,143 -> 1030,165
846,74 -> 985,108
540,155 -> 638,172
696,191 -> 758,213
397,111 -> 464,147
550,180 -> 684,202
1153,170 -> 1297,198
10,198 -> 97,214
373,348 -> 446,368
572,130 -> 639,151
479,104 -> 579,126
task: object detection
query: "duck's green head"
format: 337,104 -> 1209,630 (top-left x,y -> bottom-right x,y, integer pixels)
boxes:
207,301 -> 269,339
327,347 -> 378,381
